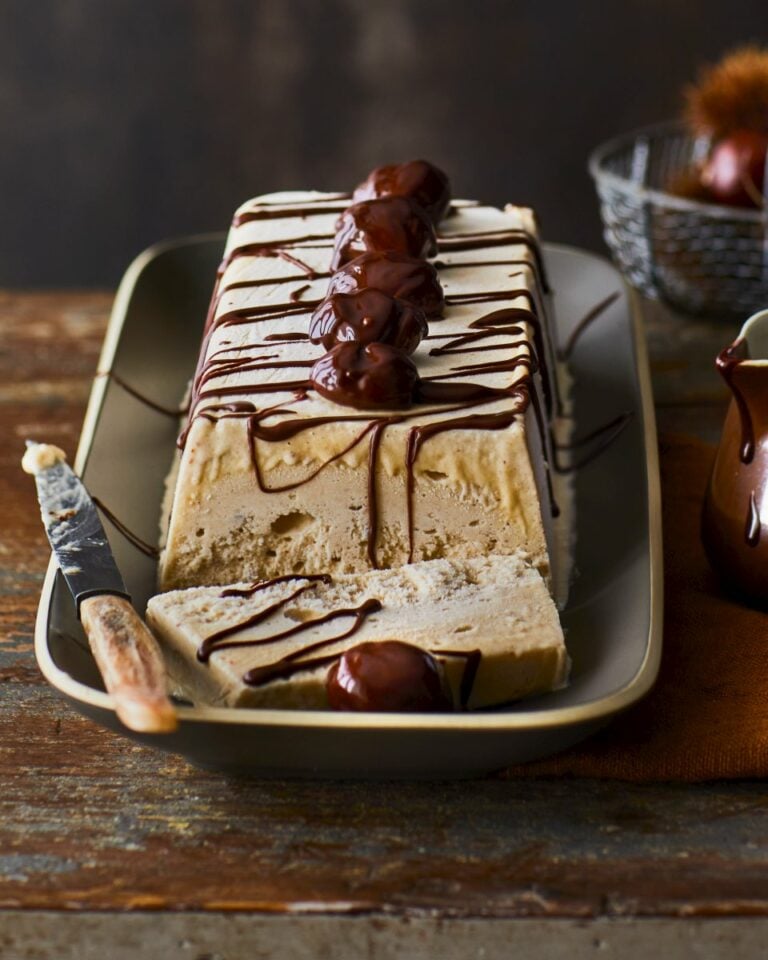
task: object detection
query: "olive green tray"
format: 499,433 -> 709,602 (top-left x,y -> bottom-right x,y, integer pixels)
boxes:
34,237 -> 662,778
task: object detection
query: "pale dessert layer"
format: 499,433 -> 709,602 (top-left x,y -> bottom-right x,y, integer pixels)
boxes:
160,192 -> 567,595
147,554 -> 569,710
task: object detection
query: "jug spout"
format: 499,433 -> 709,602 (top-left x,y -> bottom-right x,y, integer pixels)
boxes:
715,308 -> 768,464
703,308 -> 768,601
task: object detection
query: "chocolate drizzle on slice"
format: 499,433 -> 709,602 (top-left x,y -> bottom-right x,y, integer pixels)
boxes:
240,598 -> 383,685
197,581 -> 324,660
221,573 -> 332,599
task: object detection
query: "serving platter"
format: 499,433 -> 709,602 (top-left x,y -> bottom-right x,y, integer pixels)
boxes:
34,236 -> 662,779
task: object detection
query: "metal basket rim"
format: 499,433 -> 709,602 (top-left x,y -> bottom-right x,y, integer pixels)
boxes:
588,119 -> 766,224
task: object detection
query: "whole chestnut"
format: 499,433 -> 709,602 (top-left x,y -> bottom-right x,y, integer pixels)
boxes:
310,342 -> 419,410
309,289 -> 428,354
701,130 -> 768,207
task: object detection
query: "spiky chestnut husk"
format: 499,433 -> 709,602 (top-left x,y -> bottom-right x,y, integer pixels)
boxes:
685,46 -> 768,139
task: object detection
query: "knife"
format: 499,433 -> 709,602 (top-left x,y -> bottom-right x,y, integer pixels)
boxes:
23,441 -> 177,733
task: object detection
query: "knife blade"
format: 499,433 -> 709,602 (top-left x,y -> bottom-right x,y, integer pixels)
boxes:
24,442 -> 177,733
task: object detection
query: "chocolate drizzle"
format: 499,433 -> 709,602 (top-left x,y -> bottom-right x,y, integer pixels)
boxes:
99,371 -> 185,418
242,598 -> 383,686
430,648 -> 482,708
559,291 -> 621,361
746,491 -> 761,547
553,411 -> 633,474
717,341 -> 755,463
405,388 -> 529,561
222,573 -> 332,598
437,230 -> 550,293
177,177 -> 563,690
197,589 -> 382,686
91,497 -> 159,559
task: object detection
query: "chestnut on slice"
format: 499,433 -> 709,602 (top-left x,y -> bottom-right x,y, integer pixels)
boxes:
309,289 -> 428,354
326,640 -> 452,712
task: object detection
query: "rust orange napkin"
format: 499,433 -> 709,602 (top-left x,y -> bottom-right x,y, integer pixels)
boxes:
505,435 -> 768,781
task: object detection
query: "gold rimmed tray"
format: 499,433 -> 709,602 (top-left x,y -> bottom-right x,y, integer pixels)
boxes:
34,237 -> 662,778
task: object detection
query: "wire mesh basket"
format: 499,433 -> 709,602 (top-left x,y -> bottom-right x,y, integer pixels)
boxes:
589,121 -> 768,317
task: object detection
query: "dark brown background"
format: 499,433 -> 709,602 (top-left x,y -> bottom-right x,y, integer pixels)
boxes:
3,0 -> 766,286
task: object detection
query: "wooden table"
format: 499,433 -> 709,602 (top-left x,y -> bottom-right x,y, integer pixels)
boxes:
1,291 -> 767,959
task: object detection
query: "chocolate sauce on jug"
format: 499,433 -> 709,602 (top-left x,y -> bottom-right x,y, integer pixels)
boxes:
702,326 -> 768,601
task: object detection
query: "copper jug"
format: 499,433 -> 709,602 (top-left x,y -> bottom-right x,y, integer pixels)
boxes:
703,309 -> 768,600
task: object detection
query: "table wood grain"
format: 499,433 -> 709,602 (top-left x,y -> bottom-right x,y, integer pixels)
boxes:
1,290 -> 767,958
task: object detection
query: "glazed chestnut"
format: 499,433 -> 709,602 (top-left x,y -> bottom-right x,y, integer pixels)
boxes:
309,289 -> 428,354
327,251 -> 445,318
701,130 -> 768,207
310,342 -> 419,410
326,640 -> 452,712
352,160 -> 452,223
332,197 -> 437,270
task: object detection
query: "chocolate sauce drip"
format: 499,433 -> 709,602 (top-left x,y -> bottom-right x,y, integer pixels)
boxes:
417,381 -> 510,404
435,258 -> 546,289
233,193 -> 350,212
326,640 -> 451,712
746,492 -> 761,547
553,412 -> 633,473
290,283 -> 312,303
100,371 -> 185,418
525,382 -> 560,519
437,229 -> 550,293
440,303 -> 553,415
717,341 -> 754,463
197,582 -> 322,660
328,251 -> 444,318
214,302 -> 317,328
261,332 -> 309,343
445,288 -> 534,310
196,379 -> 312,404
405,387 -> 529,561
333,197 -> 437,270
366,420 -> 394,568
559,291 -> 621,361
248,415 -> 378,495
221,573 -> 332,599
430,648 -> 482,708
181,174 -> 560,584
310,289 -> 427,354
232,204 -> 348,226
91,497 -> 159,559
430,340 -> 525,357
241,598 -> 383,685
421,354 -> 534,381
428,309 -> 528,355
196,353 -> 279,391
352,160 -> 451,224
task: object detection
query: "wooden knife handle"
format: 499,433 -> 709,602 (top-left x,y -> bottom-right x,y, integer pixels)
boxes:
80,594 -> 178,734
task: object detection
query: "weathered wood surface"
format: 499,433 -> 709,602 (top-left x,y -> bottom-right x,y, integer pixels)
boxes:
1,290 -> 767,942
